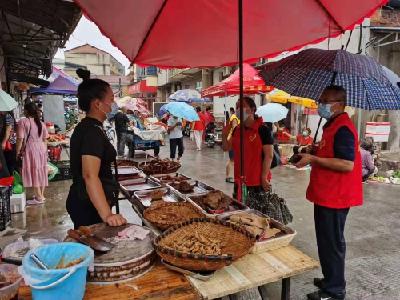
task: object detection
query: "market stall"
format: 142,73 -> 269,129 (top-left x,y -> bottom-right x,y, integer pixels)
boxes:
10,157 -> 318,300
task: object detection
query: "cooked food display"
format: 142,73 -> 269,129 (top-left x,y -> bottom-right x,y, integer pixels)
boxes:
169,180 -> 194,193
116,159 -> 137,167
143,202 -> 204,230
228,212 -> 281,238
155,174 -> 189,184
155,219 -> 255,271
149,189 -> 165,200
191,191 -> 231,211
163,231 -> 225,256
139,159 -> 181,175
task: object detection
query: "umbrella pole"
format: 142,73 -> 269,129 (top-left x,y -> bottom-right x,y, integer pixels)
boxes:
238,0 -> 246,204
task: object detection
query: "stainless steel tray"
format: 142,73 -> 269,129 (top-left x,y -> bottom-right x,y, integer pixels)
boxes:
130,187 -> 186,215
167,180 -> 214,199
119,177 -> 161,195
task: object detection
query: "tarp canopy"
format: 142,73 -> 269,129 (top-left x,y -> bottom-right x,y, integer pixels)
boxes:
202,63 -> 273,97
75,0 -> 386,68
30,74 -> 79,95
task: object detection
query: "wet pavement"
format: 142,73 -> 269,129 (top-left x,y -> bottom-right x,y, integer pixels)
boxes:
8,137 -> 400,300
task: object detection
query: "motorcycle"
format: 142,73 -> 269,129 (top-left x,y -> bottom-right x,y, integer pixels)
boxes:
205,122 -> 216,148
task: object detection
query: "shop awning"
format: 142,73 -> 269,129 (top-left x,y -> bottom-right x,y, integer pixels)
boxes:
202,63 -> 273,97
128,80 -> 158,95
0,0 -> 81,81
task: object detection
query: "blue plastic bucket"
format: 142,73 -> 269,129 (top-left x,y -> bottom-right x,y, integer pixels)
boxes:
21,242 -> 93,300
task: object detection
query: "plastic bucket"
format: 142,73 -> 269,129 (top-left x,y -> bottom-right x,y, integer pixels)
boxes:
21,242 -> 94,300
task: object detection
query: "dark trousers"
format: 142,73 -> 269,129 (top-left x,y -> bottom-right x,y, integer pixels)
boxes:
170,138 -> 184,159
116,132 -> 127,156
314,204 -> 349,299
4,147 -> 16,175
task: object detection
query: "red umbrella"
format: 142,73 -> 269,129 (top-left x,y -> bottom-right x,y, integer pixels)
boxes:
201,63 -> 273,97
75,0 -> 386,202
75,0 -> 385,68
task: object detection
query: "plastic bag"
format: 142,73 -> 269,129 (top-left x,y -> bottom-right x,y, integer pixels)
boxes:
48,162 -> 59,181
12,171 -> 24,194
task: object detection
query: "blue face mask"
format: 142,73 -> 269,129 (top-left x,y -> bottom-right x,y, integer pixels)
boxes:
106,102 -> 119,119
318,103 -> 333,119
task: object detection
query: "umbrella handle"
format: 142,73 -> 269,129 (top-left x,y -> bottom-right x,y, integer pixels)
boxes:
313,117 -> 323,144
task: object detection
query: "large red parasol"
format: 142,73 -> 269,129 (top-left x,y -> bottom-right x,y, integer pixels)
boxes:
75,0 -> 385,68
201,63 -> 273,97
74,0 -> 386,202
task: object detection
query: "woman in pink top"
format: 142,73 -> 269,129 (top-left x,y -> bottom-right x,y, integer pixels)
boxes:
16,102 -> 48,203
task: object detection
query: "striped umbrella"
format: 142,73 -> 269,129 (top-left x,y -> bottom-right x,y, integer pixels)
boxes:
259,48 -> 400,110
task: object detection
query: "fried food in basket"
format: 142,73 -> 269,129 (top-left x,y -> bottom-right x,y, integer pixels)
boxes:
229,212 -> 278,237
165,231 -> 224,256
158,220 -> 254,258
143,202 -> 204,230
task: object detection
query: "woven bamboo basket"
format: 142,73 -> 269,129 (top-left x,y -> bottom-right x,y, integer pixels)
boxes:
143,201 -> 204,230
154,218 -> 255,271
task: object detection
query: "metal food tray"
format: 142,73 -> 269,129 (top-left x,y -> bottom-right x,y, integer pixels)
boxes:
130,187 -> 186,215
188,192 -> 248,216
150,173 -> 191,185
167,180 -> 214,199
113,166 -> 141,176
119,177 -> 161,195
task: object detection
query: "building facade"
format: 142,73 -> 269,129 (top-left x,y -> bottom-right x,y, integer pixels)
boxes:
64,44 -> 125,77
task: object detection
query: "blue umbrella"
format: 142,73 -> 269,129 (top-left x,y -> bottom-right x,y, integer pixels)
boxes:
256,103 -> 288,123
169,89 -> 202,103
164,102 -> 199,121
260,48 -> 400,110
158,103 -> 168,116
190,97 -> 212,103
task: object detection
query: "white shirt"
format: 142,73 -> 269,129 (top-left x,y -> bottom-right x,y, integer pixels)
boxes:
167,117 -> 183,139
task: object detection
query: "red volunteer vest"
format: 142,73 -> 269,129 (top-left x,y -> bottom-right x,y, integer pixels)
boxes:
307,113 -> 363,209
232,118 -> 271,187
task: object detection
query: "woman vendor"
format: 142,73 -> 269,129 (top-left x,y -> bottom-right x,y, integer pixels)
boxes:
66,69 -> 127,228
222,97 -> 292,224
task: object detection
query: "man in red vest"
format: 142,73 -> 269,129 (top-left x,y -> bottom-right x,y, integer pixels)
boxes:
295,86 -> 362,300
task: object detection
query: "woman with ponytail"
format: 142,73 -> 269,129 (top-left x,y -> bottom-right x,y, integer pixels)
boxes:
16,102 -> 49,204
66,69 -> 126,228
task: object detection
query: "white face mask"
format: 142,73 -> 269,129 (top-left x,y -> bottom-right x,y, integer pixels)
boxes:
236,109 -> 249,122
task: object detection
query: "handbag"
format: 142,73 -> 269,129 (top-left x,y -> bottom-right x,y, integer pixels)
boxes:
246,187 -> 293,225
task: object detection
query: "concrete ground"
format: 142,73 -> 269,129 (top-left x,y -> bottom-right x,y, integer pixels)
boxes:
8,137 -> 400,300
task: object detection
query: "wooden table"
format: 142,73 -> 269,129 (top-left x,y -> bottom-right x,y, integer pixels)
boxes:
188,245 -> 318,300
18,245 -> 318,300
18,264 -> 198,300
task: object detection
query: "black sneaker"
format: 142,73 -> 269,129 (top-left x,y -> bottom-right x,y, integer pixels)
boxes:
313,278 -> 325,289
307,290 -> 343,300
